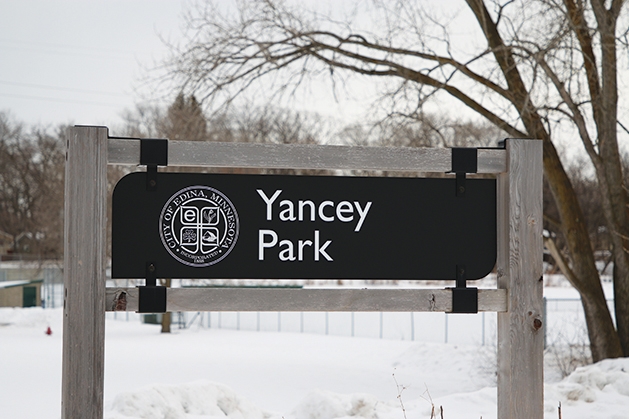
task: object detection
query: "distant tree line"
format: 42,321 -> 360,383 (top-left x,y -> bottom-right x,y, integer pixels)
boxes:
1,98 -> 622,279
0,113 -> 65,260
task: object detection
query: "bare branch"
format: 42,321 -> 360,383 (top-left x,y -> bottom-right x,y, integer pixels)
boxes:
544,235 -> 581,289
303,43 -> 527,137
465,0 -> 549,139
535,54 -> 602,167
544,213 -> 562,231
300,30 -> 515,101
562,0 -> 604,125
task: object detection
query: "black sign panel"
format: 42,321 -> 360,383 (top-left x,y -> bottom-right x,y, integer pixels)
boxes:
112,172 -> 496,280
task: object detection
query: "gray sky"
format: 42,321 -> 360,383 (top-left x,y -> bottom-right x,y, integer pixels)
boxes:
0,0 -> 187,128
0,0 -> 376,132
0,0 -> 481,134
1,0 -> 624,159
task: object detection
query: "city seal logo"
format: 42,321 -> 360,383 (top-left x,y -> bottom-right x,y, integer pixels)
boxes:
159,186 -> 239,267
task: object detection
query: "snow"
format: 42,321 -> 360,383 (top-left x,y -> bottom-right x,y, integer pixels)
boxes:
544,359 -> 629,419
2,296 -> 629,419
0,280 -> 35,289
108,381 -> 267,419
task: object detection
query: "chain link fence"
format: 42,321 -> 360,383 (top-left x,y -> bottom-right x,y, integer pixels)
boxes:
0,267 -> 609,348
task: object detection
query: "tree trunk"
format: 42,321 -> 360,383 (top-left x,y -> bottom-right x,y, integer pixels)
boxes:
614,258 -> 629,355
584,4 -> 629,357
542,139 -> 623,361
466,0 -> 624,360
597,134 -> 629,356
161,278 -> 171,333
595,131 -> 629,357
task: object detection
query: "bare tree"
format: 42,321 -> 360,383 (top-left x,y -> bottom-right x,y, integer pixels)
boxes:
159,93 -> 209,141
119,94 -> 208,142
0,113 -> 64,260
119,103 -> 165,138
374,114 -> 505,149
163,0 -> 629,360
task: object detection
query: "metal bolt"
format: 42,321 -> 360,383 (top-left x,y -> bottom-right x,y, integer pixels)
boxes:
148,264 -> 155,272
149,179 -> 157,188
458,186 -> 465,194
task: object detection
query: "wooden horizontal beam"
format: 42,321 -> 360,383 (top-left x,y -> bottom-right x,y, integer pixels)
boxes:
108,139 -> 507,173
105,287 -> 507,313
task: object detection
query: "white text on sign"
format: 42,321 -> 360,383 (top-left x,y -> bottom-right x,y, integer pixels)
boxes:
256,189 -> 373,262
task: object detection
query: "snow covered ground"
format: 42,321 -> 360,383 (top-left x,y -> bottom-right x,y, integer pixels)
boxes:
1,291 -> 628,419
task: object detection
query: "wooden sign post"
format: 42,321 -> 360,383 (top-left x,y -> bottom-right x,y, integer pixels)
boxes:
62,126 -> 542,419
497,140 -> 544,417
62,126 -> 108,419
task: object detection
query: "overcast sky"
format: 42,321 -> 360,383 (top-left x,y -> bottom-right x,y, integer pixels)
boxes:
0,0 -> 488,135
0,0 -> 188,128
0,0 -> 379,132
1,0 -> 625,160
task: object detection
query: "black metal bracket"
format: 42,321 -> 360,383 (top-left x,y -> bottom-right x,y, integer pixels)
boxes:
451,148 -> 478,197
137,261 -> 167,313
138,286 -> 167,313
451,264 -> 478,314
140,138 -> 168,191
145,261 -> 157,287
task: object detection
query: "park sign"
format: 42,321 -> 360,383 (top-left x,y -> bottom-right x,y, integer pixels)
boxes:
65,129 -> 544,419
112,172 -> 496,280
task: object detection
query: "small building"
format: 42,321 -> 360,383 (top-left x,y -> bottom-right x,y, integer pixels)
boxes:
0,279 -> 43,307
0,231 -> 13,257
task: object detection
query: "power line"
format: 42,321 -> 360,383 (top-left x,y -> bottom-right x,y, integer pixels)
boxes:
0,44 -> 132,61
0,92 -> 125,108
0,80 -> 129,97
0,38 -> 145,61
0,37 -> 138,55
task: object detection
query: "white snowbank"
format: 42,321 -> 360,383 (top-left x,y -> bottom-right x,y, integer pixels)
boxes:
103,357 -> 629,419
106,380 -> 268,419
544,358 -> 629,419
291,389 -> 396,419
0,306 -> 61,329
3,306 -> 629,419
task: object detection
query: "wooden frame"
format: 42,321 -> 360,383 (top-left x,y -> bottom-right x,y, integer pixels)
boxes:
106,288 -> 508,313
62,126 -> 108,419
62,127 -> 543,419
496,140 -> 544,418
108,138 -> 507,172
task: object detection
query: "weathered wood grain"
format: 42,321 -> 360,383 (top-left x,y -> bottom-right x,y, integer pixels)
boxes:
108,139 -> 507,173
496,139 -> 544,419
105,287 -> 508,313
62,126 -> 108,419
